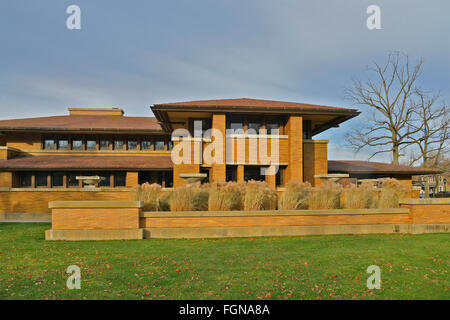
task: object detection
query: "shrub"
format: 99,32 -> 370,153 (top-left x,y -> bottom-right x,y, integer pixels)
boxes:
308,181 -> 342,209
169,182 -> 210,211
208,182 -> 245,211
378,178 -> 411,208
341,181 -> 376,209
244,180 -> 278,211
279,181 -> 312,210
133,183 -> 169,211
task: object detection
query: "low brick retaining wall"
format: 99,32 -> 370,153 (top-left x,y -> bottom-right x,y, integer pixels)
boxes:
43,198 -> 449,240
45,201 -> 144,240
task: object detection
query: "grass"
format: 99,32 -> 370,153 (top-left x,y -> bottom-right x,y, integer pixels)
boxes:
0,223 -> 448,300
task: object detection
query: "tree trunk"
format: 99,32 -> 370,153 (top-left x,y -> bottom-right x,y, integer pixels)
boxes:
392,145 -> 400,165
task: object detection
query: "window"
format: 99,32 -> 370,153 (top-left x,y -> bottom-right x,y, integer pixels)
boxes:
228,116 -> 244,133
276,167 -> 285,187
167,140 -> 173,150
127,139 -> 138,150
67,173 -> 79,187
155,138 -> 165,150
52,172 -> 64,187
58,138 -> 69,149
114,139 -> 124,150
114,172 -> 126,187
248,122 -> 261,134
165,171 -> 173,188
35,172 -> 48,187
18,172 -> 32,187
72,139 -> 83,150
100,139 -> 110,150
266,123 -> 279,135
226,166 -> 237,182
141,139 -> 152,150
191,119 -> 211,138
44,139 -> 55,150
98,172 -> 111,187
86,138 -> 97,150
244,166 -> 265,182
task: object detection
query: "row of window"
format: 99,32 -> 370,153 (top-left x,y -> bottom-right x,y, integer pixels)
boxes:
226,116 -> 287,135
42,135 -> 173,151
16,171 -> 174,188
17,171 -> 127,188
225,165 -> 285,187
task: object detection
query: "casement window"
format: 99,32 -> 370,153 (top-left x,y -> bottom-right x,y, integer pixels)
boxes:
226,166 -> 237,182
114,139 -> 124,150
35,172 -> 49,187
127,138 -> 138,150
244,166 -> 265,182
72,139 -> 83,150
247,122 -> 261,134
52,172 -> 64,187
86,137 -> 97,150
114,172 -> 126,187
266,122 -> 279,135
58,138 -> 69,150
67,173 -> 80,187
154,137 -> 165,150
167,140 -> 173,150
276,167 -> 285,187
141,139 -> 152,150
44,138 -> 55,150
18,172 -> 32,187
99,138 -> 110,150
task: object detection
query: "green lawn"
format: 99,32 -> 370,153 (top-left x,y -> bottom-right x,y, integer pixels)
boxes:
0,223 -> 448,300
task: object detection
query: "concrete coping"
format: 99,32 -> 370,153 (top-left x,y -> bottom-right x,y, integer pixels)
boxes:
399,198 -> 450,205
141,208 -> 410,218
49,201 -> 144,209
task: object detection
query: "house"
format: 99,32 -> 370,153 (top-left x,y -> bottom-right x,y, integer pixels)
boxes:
0,98 -> 439,211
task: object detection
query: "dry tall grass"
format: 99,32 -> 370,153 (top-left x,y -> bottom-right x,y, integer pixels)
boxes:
341,181 -> 377,209
133,183 -> 169,211
208,182 -> 245,211
378,178 -> 411,208
169,182 -> 210,211
308,181 -> 342,210
243,180 -> 278,211
279,181 -> 312,210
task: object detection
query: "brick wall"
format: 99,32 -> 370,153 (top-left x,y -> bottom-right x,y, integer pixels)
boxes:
0,189 -> 134,213
286,116 -> 303,182
52,207 -> 140,229
400,199 -> 450,224
303,140 -> 328,186
211,114 -> 226,182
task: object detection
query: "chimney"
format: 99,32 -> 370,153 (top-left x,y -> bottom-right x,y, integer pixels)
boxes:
68,108 -> 124,116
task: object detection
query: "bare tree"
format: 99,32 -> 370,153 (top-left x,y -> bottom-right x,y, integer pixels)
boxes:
405,89 -> 449,168
345,52 -> 423,164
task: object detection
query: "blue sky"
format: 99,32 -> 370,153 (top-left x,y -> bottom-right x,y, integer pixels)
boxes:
0,0 -> 449,161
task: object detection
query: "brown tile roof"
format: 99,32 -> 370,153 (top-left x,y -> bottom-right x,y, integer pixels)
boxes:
153,98 -> 358,113
0,115 -> 163,133
328,160 -> 442,175
0,156 -> 173,170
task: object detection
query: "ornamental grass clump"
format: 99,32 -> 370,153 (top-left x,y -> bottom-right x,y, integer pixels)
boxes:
308,181 -> 342,210
378,178 -> 411,208
279,181 -> 312,210
208,182 -> 245,211
169,182 -> 210,211
243,180 -> 278,211
341,181 -> 377,209
133,183 -> 169,211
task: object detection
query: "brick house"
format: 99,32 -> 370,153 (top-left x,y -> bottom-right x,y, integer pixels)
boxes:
0,98 -> 439,195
